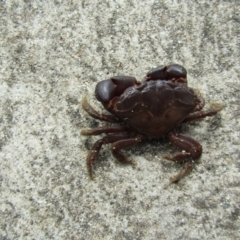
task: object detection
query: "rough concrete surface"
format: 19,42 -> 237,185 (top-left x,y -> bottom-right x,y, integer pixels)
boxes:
0,0 -> 239,239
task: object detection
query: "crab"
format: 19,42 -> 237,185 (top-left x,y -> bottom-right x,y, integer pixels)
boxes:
81,64 -> 224,183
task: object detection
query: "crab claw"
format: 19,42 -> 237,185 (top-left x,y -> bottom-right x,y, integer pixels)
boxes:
146,64 -> 187,82
95,76 -> 138,103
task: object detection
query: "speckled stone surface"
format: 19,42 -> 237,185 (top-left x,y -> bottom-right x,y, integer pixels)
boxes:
0,1 -> 239,239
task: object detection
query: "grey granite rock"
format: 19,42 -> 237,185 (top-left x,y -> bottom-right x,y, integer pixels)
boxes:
0,1 -> 239,239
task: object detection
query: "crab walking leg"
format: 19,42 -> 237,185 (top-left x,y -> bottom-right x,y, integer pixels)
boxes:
111,136 -> 145,164
81,126 -> 129,136
82,96 -> 120,123
182,103 -> 224,123
86,133 -> 131,180
163,132 -> 202,183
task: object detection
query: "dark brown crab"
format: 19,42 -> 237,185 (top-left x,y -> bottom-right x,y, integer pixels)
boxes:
81,64 -> 223,183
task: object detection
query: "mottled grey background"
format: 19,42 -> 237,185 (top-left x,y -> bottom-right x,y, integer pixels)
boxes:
0,1 -> 239,239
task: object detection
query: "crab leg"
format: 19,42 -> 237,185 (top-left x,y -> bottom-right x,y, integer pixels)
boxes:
163,132 -> 202,183
111,136 -> 145,164
81,126 -> 129,136
82,96 -> 120,123
182,103 -> 224,123
86,133 -> 131,180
